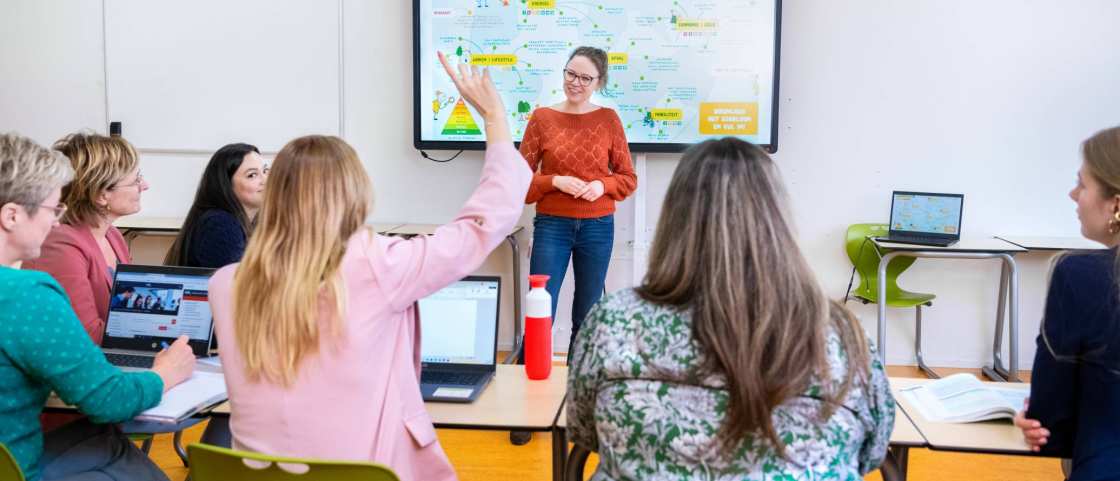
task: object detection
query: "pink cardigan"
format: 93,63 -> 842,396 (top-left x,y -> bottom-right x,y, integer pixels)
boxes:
23,223 -> 131,344
209,143 -> 532,481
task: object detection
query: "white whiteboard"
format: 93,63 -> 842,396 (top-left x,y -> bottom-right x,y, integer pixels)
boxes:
104,0 -> 342,152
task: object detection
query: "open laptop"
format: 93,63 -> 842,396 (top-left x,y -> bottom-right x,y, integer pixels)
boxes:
100,264 -> 216,370
418,275 -> 501,403
881,191 -> 964,247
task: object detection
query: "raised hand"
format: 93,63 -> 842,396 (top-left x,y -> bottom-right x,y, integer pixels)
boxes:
438,51 -> 506,122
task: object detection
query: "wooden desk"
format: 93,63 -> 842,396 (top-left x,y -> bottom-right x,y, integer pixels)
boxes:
210,365 -> 568,480
995,235 -> 1106,251
870,237 -> 1027,381
890,376 -> 1032,455
386,224 -> 528,364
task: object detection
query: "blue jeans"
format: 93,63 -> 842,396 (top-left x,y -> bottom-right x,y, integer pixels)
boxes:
529,214 -> 614,353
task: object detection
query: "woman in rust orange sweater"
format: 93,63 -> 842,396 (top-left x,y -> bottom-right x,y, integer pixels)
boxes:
519,46 -> 637,357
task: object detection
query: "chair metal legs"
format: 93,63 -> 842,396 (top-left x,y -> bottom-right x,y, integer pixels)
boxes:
173,430 -> 189,467
914,304 -> 939,379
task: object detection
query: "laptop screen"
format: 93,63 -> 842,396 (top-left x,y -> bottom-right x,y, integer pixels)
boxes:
418,276 -> 500,366
101,265 -> 215,356
890,192 -> 964,236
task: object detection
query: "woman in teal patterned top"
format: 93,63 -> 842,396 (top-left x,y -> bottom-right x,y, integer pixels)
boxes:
0,133 -> 196,481
567,138 -> 895,481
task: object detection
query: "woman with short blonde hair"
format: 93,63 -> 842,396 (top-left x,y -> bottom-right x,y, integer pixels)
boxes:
209,52 -> 531,481
24,132 -> 149,343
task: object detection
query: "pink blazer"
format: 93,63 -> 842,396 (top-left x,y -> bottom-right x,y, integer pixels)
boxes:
23,223 -> 131,344
209,143 -> 532,481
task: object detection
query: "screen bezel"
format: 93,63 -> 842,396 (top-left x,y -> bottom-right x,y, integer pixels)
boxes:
887,191 -> 965,240
101,264 -> 216,357
411,0 -> 783,154
419,275 -> 501,373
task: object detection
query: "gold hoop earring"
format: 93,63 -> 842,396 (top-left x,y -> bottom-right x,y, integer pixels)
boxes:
1110,211 -> 1120,235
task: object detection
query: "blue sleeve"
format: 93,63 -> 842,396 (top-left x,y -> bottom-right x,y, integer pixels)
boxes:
1026,257 -> 1084,457
8,277 -> 163,423
189,211 -> 247,269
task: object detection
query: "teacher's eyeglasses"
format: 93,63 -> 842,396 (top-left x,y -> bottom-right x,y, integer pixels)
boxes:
563,69 -> 597,86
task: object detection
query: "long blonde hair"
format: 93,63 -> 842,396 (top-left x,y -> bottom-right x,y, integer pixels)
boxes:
636,137 -> 870,454
233,135 -> 371,386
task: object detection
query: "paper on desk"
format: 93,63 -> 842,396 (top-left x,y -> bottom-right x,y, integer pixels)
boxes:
135,371 -> 227,423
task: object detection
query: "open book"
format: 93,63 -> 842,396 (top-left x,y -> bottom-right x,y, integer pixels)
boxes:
134,371 -> 227,424
900,373 -> 1029,423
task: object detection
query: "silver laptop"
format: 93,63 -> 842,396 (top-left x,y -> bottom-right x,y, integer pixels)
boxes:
419,275 -> 501,403
882,191 -> 964,247
100,264 -> 216,369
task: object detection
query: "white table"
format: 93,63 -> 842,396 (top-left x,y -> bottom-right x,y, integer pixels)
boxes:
995,235 -> 1106,251
871,238 -> 1027,381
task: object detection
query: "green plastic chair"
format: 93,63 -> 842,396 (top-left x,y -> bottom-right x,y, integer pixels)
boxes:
0,442 -> 26,481
187,443 -> 399,481
845,223 -> 938,377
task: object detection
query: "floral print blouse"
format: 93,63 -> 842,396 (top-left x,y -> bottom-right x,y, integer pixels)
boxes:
566,289 -> 895,481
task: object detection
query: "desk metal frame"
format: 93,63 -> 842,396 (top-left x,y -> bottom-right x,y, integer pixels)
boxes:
874,244 -> 1022,382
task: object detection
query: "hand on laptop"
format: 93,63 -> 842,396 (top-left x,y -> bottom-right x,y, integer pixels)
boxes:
153,335 -> 196,393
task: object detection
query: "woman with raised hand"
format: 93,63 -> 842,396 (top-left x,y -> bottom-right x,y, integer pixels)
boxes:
566,137 -> 894,480
0,132 -> 195,481
208,52 -> 530,481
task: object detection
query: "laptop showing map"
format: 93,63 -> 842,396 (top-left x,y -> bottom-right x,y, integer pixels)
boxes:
883,191 -> 964,247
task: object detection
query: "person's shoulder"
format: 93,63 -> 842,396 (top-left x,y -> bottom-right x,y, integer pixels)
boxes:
197,209 -> 245,234
209,263 -> 239,291
42,223 -> 87,246
0,268 -> 69,310
1054,250 -> 1115,289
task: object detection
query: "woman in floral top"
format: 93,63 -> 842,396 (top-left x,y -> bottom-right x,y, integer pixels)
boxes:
567,137 -> 895,481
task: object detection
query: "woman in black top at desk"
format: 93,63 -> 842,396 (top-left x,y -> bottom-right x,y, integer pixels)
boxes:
1016,126 -> 1120,481
164,143 -> 266,268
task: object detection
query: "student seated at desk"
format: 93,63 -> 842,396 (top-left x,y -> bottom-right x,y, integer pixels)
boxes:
1017,126 -> 1120,481
208,53 -> 530,481
566,138 -> 895,480
164,142 -> 266,268
0,133 -> 196,481
23,132 -> 148,343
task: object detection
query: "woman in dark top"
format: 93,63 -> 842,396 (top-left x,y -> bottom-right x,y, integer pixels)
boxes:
164,143 -> 266,268
1016,126 -> 1120,481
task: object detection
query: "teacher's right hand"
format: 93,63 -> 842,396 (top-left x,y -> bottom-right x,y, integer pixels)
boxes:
553,176 -> 588,196
438,51 -> 505,121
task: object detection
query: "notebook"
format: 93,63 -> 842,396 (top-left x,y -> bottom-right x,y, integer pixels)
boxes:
899,373 -> 1029,423
133,371 -> 227,424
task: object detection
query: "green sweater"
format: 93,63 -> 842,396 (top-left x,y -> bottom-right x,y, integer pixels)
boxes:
0,267 -> 163,481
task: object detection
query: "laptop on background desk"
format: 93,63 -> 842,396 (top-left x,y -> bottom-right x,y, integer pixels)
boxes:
100,264 -> 216,370
880,191 -> 964,247
419,275 -> 501,403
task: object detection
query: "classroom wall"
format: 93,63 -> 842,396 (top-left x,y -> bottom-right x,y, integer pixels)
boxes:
3,0 -> 1119,369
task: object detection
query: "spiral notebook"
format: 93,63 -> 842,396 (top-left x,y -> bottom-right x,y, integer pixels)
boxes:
134,371 -> 227,423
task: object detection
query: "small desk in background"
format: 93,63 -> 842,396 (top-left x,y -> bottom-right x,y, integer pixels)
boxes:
386,224 -> 527,364
870,238 -> 1027,382
995,235 -> 1106,251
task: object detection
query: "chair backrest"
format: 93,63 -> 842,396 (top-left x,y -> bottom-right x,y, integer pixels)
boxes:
844,223 -> 917,302
0,443 -> 26,481
188,443 -> 399,481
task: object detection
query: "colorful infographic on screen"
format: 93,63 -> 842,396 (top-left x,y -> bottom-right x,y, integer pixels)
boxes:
414,0 -> 781,152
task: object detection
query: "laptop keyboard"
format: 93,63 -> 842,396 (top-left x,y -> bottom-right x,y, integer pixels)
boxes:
891,235 -> 949,244
421,371 -> 486,386
105,353 -> 155,369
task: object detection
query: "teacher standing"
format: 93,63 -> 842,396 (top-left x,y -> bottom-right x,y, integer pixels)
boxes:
520,46 -> 637,354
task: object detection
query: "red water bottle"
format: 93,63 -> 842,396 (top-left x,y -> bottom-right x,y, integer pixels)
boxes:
524,274 -> 552,380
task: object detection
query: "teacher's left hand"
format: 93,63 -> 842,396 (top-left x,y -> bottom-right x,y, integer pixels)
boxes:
576,180 -> 605,202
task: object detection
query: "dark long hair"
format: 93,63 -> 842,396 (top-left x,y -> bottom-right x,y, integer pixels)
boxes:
164,143 -> 260,266
636,137 -> 869,455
